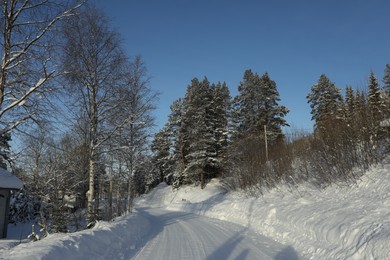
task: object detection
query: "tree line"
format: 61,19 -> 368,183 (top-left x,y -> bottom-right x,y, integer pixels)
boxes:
152,67 -> 390,193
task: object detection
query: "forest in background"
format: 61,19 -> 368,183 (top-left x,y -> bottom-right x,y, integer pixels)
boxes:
152,68 -> 390,193
1,0 -> 389,237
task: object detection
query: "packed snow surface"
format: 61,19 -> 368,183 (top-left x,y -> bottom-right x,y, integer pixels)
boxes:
1,209 -> 293,259
1,160 -> 390,259
131,208 -> 293,259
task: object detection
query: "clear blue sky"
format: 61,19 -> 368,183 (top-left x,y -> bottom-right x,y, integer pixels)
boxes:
95,0 -> 390,133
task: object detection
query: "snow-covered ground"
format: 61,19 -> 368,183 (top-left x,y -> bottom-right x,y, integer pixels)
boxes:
137,162 -> 390,259
1,160 -> 389,259
130,208 -> 295,259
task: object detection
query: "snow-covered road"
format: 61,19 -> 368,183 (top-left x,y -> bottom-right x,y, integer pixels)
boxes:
1,207 -> 301,260
132,208 -> 299,260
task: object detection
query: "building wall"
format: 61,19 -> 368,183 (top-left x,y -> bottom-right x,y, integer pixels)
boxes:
0,189 -> 10,238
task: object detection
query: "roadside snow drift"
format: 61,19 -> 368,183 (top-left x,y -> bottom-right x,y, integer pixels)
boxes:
1,161 -> 389,259
137,162 -> 390,259
1,214 -> 150,260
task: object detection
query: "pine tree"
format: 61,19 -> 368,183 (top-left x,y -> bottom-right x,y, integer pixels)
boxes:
0,132 -> 11,169
151,127 -> 172,183
164,80 -> 231,188
368,70 -> 382,120
341,85 -> 362,141
381,64 -> 390,118
307,74 -> 343,132
383,64 -> 390,95
259,72 -> 289,142
344,85 -> 355,126
354,90 -> 370,139
233,70 -> 262,138
367,70 -> 387,139
210,82 -> 231,177
180,78 -> 215,188
165,98 -> 185,179
233,70 -> 289,142
355,89 -> 368,117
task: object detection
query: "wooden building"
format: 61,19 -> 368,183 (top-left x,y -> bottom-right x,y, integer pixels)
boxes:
0,168 -> 23,238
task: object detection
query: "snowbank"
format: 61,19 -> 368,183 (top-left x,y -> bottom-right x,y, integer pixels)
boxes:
137,163 -> 390,259
0,214 -> 150,260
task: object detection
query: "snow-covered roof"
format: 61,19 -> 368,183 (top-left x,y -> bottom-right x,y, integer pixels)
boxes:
0,168 -> 23,190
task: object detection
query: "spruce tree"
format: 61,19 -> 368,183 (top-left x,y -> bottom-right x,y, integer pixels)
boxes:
368,70 -> 383,120
344,85 -> 355,126
382,64 -> 390,118
355,89 -> 368,117
367,70 -> 387,139
0,132 -> 11,169
233,70 -> 289,142
307,74 -> 343,132
210,82 -> 231,177
383,64 -> 390,95
180,78 -> 214,188
151,127 -> 172,183
259,72 -> 289,142
233,70 -> 262,138
342,85 -> 365,141
354,89 -> 370,140
163,98 -> 185,185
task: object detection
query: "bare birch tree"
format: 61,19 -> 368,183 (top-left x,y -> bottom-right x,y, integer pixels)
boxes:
111,57 -> 158,213
0,0 -> 83,156
61,5 -> 131,224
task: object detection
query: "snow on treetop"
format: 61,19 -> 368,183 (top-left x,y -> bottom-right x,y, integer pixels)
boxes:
0,168 -> 23,190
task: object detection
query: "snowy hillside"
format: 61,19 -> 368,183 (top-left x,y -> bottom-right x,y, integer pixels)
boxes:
137,161 -> 390,259
1,160 -> 389,259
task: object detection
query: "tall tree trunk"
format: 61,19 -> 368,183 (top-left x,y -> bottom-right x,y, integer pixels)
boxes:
87,90 -> 98,224
126,157 -> 134,214
87,150 -> 95,224
108,151 -> 113,219
126,122 -> 134,214
127,176 -> 133,214
200,171 -> 205,189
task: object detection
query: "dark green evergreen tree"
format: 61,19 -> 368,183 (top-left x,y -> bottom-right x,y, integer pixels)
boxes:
165,98 -> 185,180
179,78 -> 214,188
367,70 -> 387,139
344,85 -> 356,127
381,64 -> 390,118
355,90 -> 370,139
210,82 -> 231,177
151,126 -> 173,184
233,70 -> 289,142
307,74 -> 343,132
383,63 -> 390,95
233,70 -> 262,138
259,72 -> 289,142
0,132 -> 11,169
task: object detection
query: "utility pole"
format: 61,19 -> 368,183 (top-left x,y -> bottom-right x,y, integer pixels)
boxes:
264,125 -> 269,161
